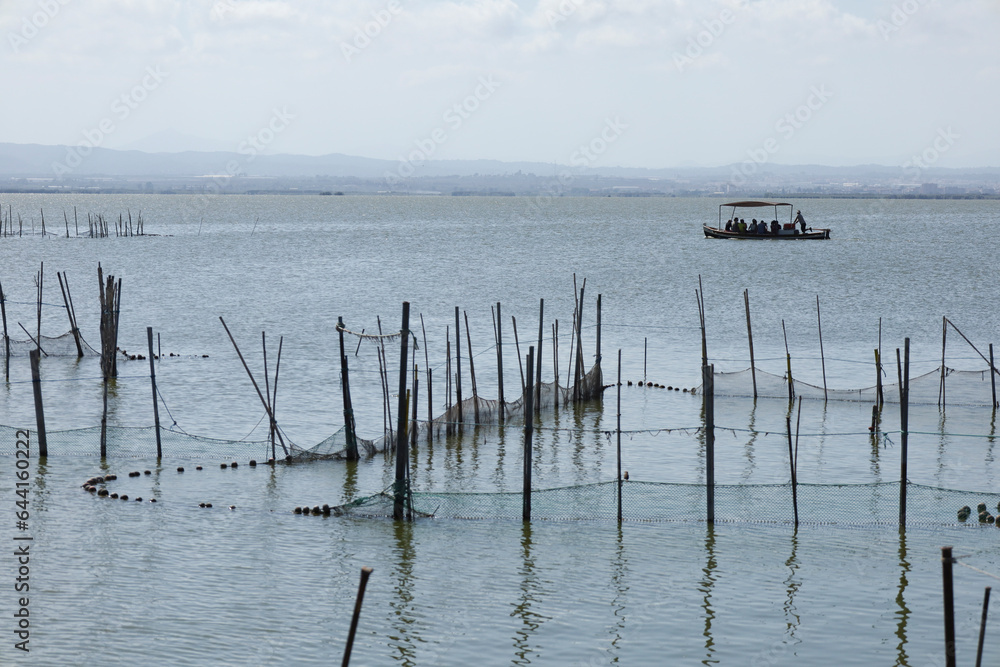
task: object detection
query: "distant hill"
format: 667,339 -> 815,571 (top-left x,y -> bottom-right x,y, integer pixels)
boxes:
1,142 -> 997,191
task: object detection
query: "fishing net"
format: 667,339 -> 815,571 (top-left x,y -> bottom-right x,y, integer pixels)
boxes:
2,331 -> 99,357
0,424 -> 271,459
703,366 -> 998,407
330,480 -> 1000,527
287,360 -> 604,461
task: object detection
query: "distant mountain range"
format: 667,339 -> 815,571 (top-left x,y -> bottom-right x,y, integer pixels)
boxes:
2,141 -> 998,183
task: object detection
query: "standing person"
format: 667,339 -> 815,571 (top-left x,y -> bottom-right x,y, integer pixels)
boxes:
794,210 -> 806,233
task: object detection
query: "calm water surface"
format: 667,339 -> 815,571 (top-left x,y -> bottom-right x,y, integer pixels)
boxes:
1,194 -> 999,665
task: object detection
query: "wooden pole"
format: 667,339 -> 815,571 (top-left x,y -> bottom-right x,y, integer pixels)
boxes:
990,344 -> 997,410
411,364 -> 418,449
263,332 -> 274,458
782,320 -> 793,402
616,349 -> 622,523
535,298 -> 543,413
595,294 -> 602,373
941,546 -> 957,667
939,316 -> 947,407
744,289 -> 757,399
643,337 -> 647,381
421,314 -> 433,434
454,307 -> 463,429
512,316 -> 525,395
552,321 -> 559,410
875,349 -> 883,409
272,336 -> 284,458
703,363 -> 715,524
445,333 -> 451,436
35,262 -> 43,353
574,279 -> 586,402
878,318 -> 884,407
219,317 -> 289,457
464,311 -> 479,424
393,302 -> 411,521
338,318 -> 358,460
899,339 -> 910,527
147,327 -> 162,459
341,566 -> 374,667
976,587 -> 991,667
29,349 -> 47,457
522,346 -> 534,522
57,272 -> 84,358
0,278 -> 9,382
697,275 -> 708,368
817,295 -> 828,402
494,303 -> 504,421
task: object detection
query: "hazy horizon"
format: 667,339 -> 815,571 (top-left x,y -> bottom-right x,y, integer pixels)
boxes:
3,0 -> 997,176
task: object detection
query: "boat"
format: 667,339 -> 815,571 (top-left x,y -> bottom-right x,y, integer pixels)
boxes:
704,201 -> 831,240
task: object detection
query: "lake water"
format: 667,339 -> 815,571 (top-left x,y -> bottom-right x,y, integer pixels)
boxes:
1,194 -> 999,665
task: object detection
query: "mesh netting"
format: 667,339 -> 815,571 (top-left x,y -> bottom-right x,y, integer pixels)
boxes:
290,361 -> 604,460
331,481 -> 1000,526
704,366 -> 998,406
2,331 -> 99,357
0,424 -> 271,459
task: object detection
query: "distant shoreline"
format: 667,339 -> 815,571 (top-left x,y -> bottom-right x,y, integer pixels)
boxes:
0,188 -> 997,200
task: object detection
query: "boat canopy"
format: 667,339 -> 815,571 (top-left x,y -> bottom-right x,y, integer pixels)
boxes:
721,201 -> 792,208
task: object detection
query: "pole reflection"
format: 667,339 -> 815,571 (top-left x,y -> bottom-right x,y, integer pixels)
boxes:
699,523 -> 717,665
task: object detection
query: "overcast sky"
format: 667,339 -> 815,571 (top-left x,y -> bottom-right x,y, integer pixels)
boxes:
1,0 -> 997,169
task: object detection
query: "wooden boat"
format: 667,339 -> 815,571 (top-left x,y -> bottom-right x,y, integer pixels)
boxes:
704,201 -> 831,240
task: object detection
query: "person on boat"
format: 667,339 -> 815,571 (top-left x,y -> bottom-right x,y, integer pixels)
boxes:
725,219 -> 733,232
738,218 -> 746,234
758,221 -> 769,235
794,210 -> 806,233
770,219 -> 779,235
749,219 -> 757,234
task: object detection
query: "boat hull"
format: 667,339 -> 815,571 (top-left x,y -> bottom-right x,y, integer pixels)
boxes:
703,225 -> 830,240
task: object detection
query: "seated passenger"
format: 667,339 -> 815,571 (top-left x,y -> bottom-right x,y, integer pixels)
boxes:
758,220 -> 769,235
738,219 -> 747,234
725,219 -> 732,231
770,219 -> 779,234
749,219 -> 757,234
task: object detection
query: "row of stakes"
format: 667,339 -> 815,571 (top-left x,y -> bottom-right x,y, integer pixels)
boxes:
958,501 -> 1000,524
80,458 -> 293,509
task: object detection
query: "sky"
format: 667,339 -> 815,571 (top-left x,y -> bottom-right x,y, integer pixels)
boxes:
1,0 -> 998,170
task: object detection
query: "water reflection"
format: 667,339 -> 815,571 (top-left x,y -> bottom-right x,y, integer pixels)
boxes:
342,458 -> 358,502
511,522 -> 547,665
699,524 -> 718,665
894,529 -> 911,666
783,528 -> 801,647
742,402 -> 758,482
388,521 -> 417,666
870,403 -> 883,479
607,525 -> 629,663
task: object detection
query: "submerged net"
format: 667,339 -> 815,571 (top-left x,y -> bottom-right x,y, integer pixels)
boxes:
288,360 -> 604,461
331,480 -> 1000,527
2,331 -> 99,357
704,366 -> 999,406
0,424 -> 272,459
